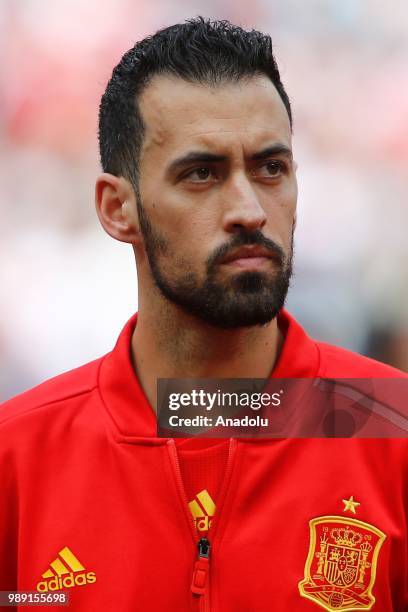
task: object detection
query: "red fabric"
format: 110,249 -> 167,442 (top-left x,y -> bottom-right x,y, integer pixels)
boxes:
176,439 -> 230,536
0,310 -> 407,611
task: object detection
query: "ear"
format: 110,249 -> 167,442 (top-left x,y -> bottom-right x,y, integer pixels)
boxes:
95,173 -> 141,244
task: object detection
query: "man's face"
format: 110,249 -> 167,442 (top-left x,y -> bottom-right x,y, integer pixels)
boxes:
136,74 -> 297,328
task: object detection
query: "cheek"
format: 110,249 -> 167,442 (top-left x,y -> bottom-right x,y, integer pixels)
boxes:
147,206 -> 213,267
154,197 -> 218,248
279,177 -> 298,216
263,182 -> 297,237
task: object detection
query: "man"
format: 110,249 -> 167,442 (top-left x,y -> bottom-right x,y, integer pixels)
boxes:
0,17 -> 406,611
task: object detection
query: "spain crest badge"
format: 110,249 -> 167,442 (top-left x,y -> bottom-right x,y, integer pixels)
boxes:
299,516 -> 386,611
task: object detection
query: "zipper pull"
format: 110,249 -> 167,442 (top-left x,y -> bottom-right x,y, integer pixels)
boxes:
191,537 -> 211,595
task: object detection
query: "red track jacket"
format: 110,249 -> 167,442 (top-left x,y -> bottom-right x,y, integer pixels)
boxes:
0,311 -> 407,611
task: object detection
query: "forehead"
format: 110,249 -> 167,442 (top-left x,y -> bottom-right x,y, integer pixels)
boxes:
138,74 -> 292,159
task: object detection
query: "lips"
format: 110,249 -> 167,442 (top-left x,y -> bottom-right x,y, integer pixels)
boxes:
221,245 -> 276,265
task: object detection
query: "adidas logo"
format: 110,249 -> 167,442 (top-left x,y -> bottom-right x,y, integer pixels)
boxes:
36,546 -> 96,592
188,489 -> 216,532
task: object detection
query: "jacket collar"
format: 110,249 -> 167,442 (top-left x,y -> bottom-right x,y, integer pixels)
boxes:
98,310 -> 320,439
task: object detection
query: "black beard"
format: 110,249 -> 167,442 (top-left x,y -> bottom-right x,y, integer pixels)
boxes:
137,200 -> 293,329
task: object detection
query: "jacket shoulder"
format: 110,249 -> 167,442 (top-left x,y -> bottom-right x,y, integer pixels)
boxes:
317,341 -> 407,378
0,357 -> 104,425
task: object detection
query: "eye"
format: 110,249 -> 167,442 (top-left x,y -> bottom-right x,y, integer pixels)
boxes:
255,160 -> 287,178
184,167 -> 213,182
266,161 -> 284,175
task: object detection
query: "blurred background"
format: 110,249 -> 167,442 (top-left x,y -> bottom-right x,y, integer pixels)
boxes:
1,0 -> 407,401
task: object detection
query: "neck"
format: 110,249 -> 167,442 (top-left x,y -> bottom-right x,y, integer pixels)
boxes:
131,298 -> 283,412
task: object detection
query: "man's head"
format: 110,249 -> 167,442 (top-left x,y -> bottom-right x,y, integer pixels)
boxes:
96,17 -> 297,329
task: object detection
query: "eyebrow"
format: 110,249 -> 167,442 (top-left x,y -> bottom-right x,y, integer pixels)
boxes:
167,143 -> 293,174
252,144 -> 293,161
167,152 -> 226,175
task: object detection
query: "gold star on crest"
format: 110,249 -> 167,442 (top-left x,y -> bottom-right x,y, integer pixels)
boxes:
342,495 -> 360,514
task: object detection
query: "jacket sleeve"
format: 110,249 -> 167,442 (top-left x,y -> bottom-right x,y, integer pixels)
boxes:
0,425 -> 18,590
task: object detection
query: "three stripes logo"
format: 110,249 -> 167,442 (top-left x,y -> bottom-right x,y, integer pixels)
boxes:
188,489 -> 216,532
36,546 -> 96,592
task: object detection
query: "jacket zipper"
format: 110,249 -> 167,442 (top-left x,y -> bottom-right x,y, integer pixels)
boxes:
167,438 -> 237,612
191,536 -> 211,601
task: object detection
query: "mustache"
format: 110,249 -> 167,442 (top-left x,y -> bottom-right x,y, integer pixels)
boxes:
207,230 -> 285,270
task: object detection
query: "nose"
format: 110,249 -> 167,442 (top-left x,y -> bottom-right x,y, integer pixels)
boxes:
222,173 -> 267,234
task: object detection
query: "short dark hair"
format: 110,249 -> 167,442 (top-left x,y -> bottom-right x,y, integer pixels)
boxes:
98,16 -> 292,190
